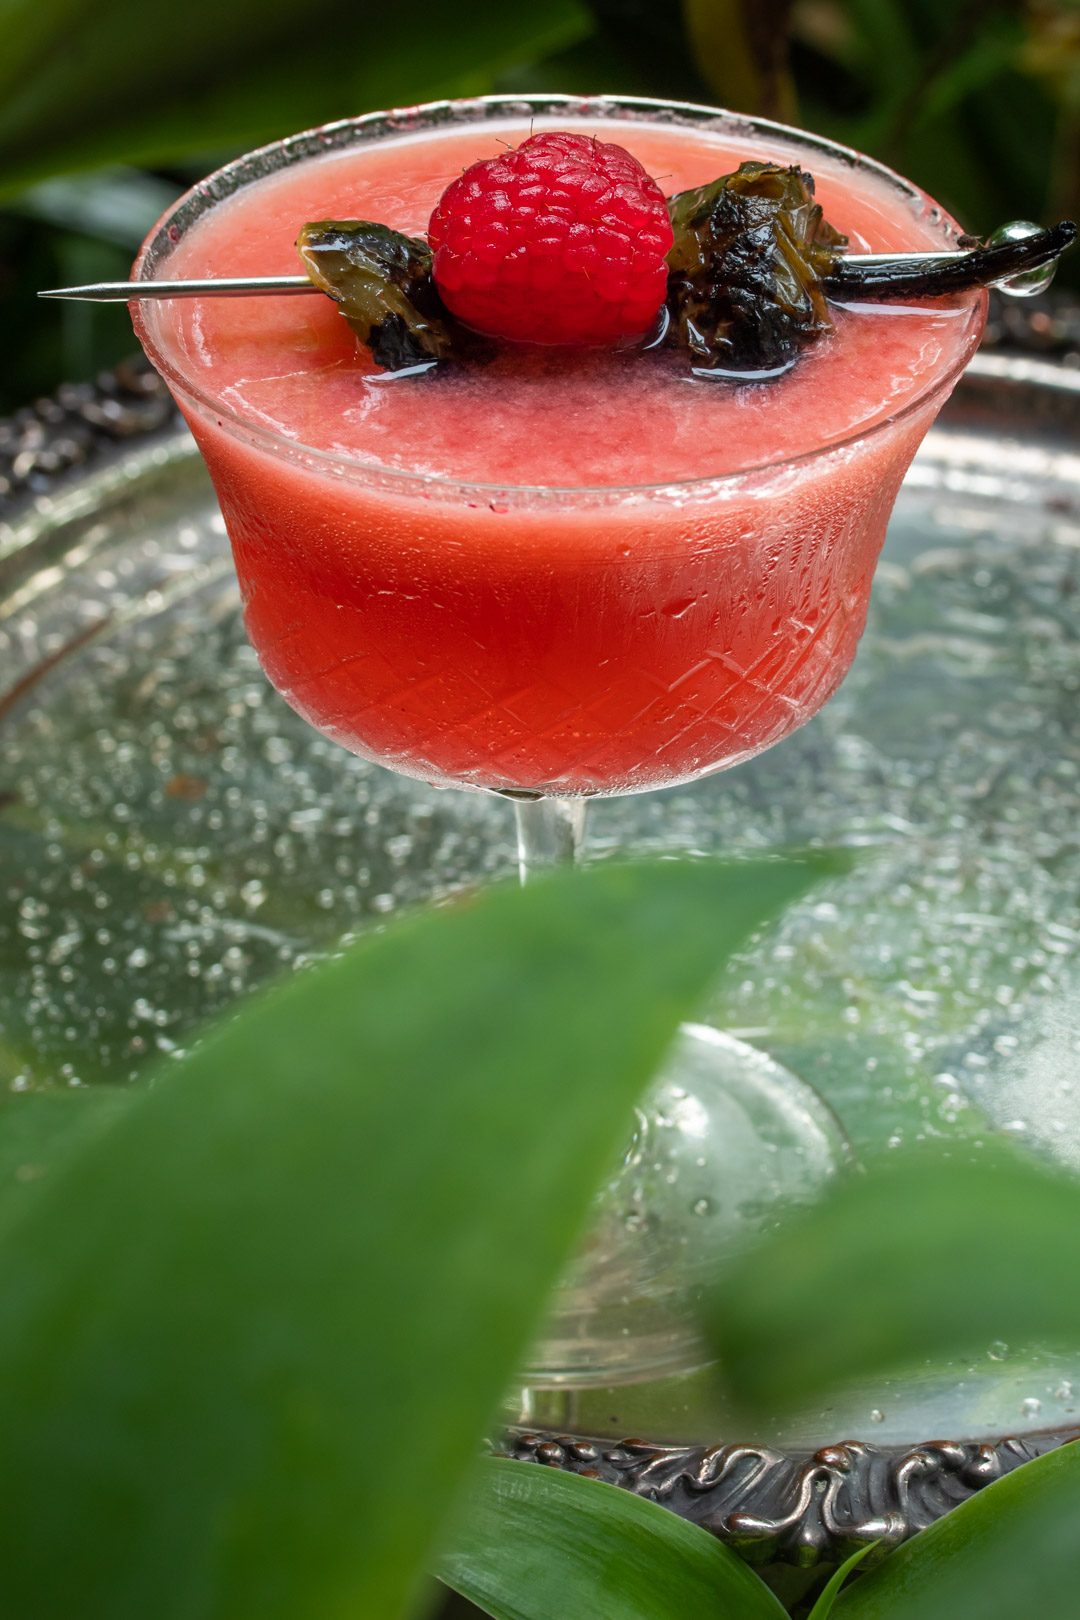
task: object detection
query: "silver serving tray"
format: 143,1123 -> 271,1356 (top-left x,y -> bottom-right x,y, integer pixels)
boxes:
2,348 -> 1079,1566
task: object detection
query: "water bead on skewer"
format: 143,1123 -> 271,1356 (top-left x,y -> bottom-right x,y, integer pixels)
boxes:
987,220 -> 1064,298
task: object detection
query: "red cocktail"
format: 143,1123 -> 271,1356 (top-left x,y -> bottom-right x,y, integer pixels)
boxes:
132,98 -> 987,1385
134,99 -> 985,800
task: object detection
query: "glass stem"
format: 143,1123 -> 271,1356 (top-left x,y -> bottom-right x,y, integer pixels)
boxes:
513,796 -> 587,884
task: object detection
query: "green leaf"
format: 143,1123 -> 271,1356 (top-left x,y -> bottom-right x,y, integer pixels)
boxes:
0,1090 -> 132,1230
0,856 -> 820,1620
683,0 -> 797,122
8,166 -> 179,248
437,1456 -> 786,1620
909,18 -> 1024,132
0,0 -> 592,196
807,1542 -> 879,1620
708,1147 -> 1080,1417
833,1444 -> 1080,1620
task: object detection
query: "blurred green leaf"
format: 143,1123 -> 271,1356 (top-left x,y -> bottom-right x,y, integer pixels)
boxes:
570,1 -> 710,102
834,0 -> 920,144
437,1456 -> 786,1620
52,232 -> 138,381
709,1147 -> 1080,1417
0,1090 -> 132,1229
9,167 -> 179,247
0,856 -> 820,1620
833,1443 -> 1080,1620
907,16 -> 1023,130
787,0 -> 1071,250
0,0 -> 592,196
684,0 -> 797,120
807,1542 -> 879,1619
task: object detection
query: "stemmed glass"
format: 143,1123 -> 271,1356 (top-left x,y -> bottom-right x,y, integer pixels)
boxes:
131,95 -> 987,1387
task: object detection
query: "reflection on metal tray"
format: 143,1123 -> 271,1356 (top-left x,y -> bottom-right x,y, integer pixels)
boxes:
1,338 -> 1079,1562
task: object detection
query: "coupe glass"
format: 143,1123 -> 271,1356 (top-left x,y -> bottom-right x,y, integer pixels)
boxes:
132,95 -> 987,1387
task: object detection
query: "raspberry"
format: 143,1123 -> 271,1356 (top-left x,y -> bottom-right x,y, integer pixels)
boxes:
428,131 -> 674,348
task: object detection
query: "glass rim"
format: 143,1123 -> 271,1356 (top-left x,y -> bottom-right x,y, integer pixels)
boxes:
132,93 -> 987,504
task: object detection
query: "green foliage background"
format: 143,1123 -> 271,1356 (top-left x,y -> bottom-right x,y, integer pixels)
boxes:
1,0 -> 1077,410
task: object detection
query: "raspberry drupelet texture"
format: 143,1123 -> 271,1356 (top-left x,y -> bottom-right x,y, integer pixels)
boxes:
428,131 -> 675,347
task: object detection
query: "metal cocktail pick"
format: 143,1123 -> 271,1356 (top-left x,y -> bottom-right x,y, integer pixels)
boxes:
37,220 -> 1078,304
39,275 -> 323,301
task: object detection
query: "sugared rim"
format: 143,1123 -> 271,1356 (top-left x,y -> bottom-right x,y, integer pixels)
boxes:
132,93 -> 988,504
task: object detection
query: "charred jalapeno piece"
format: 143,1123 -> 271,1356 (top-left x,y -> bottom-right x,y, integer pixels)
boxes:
297,220 -> 461,372
664,162 -> 847,376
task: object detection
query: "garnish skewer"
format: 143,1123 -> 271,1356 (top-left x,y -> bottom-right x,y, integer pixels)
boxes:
36,219 -> 1079,304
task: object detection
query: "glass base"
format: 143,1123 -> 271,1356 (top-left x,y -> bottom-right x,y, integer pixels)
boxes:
522,1023 -> 849,1388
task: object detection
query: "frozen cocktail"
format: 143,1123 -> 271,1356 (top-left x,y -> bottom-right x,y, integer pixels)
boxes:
130,97 -> 998,1382
133,99 -> 986,800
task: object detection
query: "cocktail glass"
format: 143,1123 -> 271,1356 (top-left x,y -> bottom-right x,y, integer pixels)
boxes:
131,95 -> 987,1387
